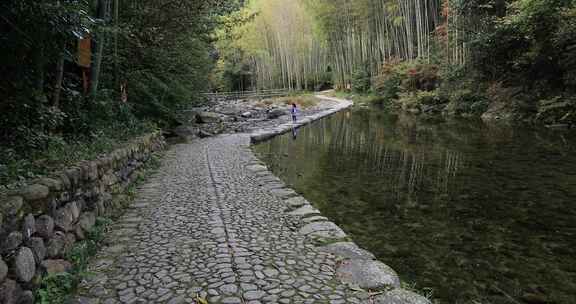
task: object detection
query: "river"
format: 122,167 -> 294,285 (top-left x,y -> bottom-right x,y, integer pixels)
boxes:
253,107 -> 576,304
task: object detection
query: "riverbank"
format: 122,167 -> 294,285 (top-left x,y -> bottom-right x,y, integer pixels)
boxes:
329,90 -> 576,129
67,95 -> 431,304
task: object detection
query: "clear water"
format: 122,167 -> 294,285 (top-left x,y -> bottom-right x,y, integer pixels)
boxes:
253,108 -> 576,304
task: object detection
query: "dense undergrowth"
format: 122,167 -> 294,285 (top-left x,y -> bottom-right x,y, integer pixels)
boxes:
344,1 -> 576,125
0,1 -> 242,187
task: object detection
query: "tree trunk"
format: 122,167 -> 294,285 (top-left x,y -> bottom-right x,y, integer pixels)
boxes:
53,51 -> 65,108
35,48 -> 45,92
90,0 -> 109,98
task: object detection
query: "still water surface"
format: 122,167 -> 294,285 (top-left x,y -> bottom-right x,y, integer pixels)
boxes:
253,108 -> 576,304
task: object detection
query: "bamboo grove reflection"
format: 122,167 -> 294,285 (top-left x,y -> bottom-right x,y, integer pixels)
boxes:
263,110 -> 467,205
254,108 -> 576,304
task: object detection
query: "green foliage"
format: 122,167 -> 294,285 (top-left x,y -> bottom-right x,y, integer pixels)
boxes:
470,0 -> 575,90
351,65 -> 371,93
373,61 -> 441,109
553,6 -> 576,91
536,96 -> 576,124
444,89 -> 490,115
36,217 -> 112,303
0,0 -> 243,186
37,273 -> 75,304
0,121 -> 156,185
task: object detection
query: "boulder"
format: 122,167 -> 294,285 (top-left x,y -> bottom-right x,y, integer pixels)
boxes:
22,214 -> 36,239
172,126 -> 197,138
41,259 -> 73,275
84,161 -> 99,181
65,167 -> 82,187
2,231 -> 23,253
270,188 -> 298,199
14,247 -> 36,282
19,290 -> 35,304
285,196 -> 309,210
79,212 -> 96,232
26,237 -> 46,263
35,215 -> 55,238
0,279 -> 22,304
198,129 -> 214,138
241,112 -> 253,118
299,222 -> 347,238
267,108 -> 286,119
319,242 -> 376,261
75,225 -> 86,240
37,178 -> 63,192
288,205 -> 321,217
46,232 -> 67,258
0,196 -> 23,217
54,205 -> 75,232
19,184 -> 50,202
197,112 -> 223,124
57,172 -> 71,190
0,258 -> 8,283
336,259 -> 400,290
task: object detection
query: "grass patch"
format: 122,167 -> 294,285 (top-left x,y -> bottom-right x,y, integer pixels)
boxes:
257,93 -> 320,109
327,91 -> 389,106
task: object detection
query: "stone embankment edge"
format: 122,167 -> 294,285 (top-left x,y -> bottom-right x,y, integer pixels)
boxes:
248,95 -> 431,304
0,132 -> 166,303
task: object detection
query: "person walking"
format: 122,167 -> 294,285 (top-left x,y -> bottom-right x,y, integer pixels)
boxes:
291,103 -> 298,123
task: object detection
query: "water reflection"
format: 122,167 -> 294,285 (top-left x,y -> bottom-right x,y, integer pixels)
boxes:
254,108 -> 576,304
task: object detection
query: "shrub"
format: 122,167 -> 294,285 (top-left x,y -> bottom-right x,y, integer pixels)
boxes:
351,65 -> 372,93
536,96 -> 576,124
402,64 -> 440,92
445,89 -> 490,115
374,61 -> 440,98
396,90 -> 448,113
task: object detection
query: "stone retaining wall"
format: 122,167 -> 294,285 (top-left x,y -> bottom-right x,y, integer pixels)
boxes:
0,132 -> 166,303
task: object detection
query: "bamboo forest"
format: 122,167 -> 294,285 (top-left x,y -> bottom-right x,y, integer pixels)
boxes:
1,0 -> 576,304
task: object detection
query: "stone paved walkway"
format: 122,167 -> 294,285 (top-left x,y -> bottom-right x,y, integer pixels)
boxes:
73,97 -> 430,304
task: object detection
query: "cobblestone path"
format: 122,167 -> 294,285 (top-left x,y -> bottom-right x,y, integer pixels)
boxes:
73,97 -> 430,304
74,134 -> 369,304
